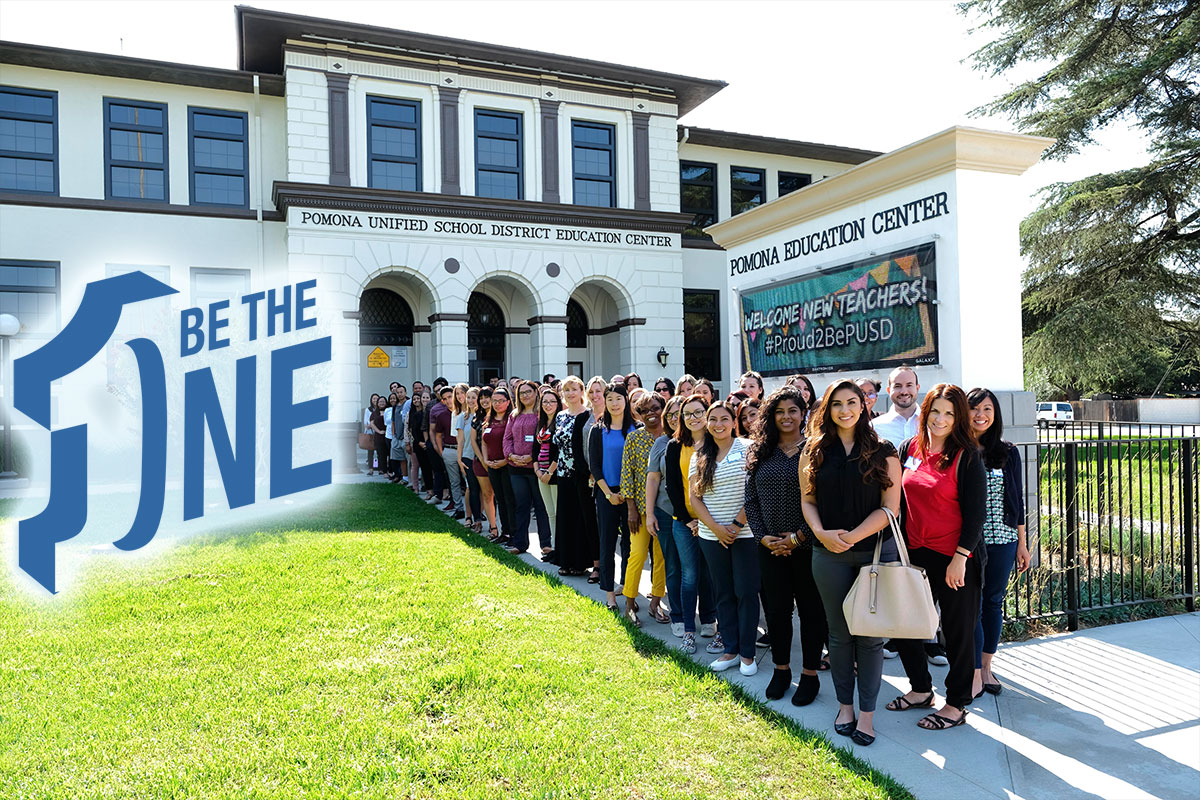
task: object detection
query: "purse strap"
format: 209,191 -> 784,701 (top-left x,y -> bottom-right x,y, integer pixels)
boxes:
872,506 -> 913,567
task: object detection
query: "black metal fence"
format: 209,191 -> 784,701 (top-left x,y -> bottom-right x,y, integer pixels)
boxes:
1007,432 -> 1198,633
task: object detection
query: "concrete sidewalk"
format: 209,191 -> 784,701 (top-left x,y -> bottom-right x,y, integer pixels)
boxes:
535,546 -> 1200,799
397,479 -> 1198,800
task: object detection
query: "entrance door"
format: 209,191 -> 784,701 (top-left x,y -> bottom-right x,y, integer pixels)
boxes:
468,292 -> 505,386
471,362 -> 502,387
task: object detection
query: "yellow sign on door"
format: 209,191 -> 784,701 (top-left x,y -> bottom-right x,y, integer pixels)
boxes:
367,347 -> 390,368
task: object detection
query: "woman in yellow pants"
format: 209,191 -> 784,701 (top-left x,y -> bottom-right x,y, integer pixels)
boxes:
620,391 -> 668,626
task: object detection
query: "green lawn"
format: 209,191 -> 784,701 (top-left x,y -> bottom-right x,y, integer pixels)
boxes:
0,484 -> 909,799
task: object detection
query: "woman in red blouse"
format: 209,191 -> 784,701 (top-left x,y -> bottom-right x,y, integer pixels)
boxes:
886,383 -> 986,731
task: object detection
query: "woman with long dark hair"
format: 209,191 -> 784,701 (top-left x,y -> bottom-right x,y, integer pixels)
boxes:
503,380 -> 551,555
624,372 -> 643,391
364,393 -> 380,473
582,376 -> 608,583
736,398 -> 761,439
472,387 -> 499,535
694,378 -> 715,406
690,400 -> 757,674
481,387 -> 517,546
369,395 -> 389,477
589,382 -> 637,610
553,376 -> 592,576
968,387 -> 1031,697
646,395 -> 685,637
407,393 -> 433,496
886,383 -> 986,732
745,386 -> 827,705
653,376 -> 676,400
533,389 -> 563,561
800,379 -> 901,746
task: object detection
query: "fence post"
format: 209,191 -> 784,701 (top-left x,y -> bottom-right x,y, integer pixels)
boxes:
1183,438 -> 1195,614
1065,442 -> 1080,631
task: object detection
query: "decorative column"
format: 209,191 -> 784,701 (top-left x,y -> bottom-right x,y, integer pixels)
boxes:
528,316 -> 568,381
428,313 -> 469,383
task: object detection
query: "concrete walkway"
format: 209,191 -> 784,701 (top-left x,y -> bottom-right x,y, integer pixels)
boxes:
400,482 -> 1199,800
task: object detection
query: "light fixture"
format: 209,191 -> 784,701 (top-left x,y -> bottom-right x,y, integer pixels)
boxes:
657,347 -> 669,367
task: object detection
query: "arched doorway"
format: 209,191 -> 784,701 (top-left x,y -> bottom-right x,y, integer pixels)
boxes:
468,291 -> 505,386
358,286 -> 416,409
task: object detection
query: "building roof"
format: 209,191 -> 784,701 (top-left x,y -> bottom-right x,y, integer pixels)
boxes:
0,39 -> 285,96
679,126 -> 881,165
235,6 -> 727,116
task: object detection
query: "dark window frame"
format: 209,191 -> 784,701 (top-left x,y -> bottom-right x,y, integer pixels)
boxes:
682,288 -> 721,380
730,166 -> 765,216
680,160 -> 718,239
778,170 -> 812,197
473,109 -> 523,200
104,97 -> 169,203
366,96 -> 422,192
359,287 -> 415,346
570,120 -> 616,208
187,106 -> 249,208
0,85 -> 58,195
0,258 -> 60,335
566,298 -> 589,348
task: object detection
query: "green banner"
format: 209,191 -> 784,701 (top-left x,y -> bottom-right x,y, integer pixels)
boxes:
739,243 -> 938,376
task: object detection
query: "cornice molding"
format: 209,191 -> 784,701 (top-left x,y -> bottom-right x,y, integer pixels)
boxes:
0,191 -> 284,221
705,126 -> 1054,250
273,181 -> 694,234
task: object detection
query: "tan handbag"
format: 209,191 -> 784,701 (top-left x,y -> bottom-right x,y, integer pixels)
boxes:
842,507 -> 939,640
357,433 -> 374,451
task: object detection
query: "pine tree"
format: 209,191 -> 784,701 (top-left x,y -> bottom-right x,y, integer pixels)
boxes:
962,0 -> 1199,397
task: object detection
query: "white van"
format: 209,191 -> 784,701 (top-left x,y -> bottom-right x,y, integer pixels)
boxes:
1036,402 -> 1074,428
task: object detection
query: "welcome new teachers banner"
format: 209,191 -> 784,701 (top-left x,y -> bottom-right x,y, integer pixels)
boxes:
740,243 -> 938,376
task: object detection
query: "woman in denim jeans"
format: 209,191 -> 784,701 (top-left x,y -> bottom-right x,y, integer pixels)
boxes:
662,394 -> 720,655
800,378 -> 902,748
967,387 -> 1031,697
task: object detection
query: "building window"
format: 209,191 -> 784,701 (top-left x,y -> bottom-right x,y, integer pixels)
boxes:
0,259 -> 58,335
359,288 -> 414,346
571,121 -> 615,207
566,298 -> 588,348
683,289 -> 720,380
730,167 -> 765,216
680,161 -> 717,238
0,86 -> 57,194
367,97 -> 421,192
474,110 -> 522,200
190,267 -> 250,308
188,107 -> 248,207
105,99 -> 168,202
778,171 -> 812,197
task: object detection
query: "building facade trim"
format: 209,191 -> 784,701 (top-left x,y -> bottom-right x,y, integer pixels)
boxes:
0,39 -> 286,96
679,126 -> 881,165
327,72 -> 351,186
0,191 -> 285,220
706,126 -> 1054,249
272,181 -> 693,233
439,86 -> 461,194
540,100 -> 561,204
632,111 -> 651,211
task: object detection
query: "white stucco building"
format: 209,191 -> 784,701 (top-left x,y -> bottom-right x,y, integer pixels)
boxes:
0,6 -> 1049,464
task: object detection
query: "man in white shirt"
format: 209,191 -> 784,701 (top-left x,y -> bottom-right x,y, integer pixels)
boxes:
871,366 -> 921,447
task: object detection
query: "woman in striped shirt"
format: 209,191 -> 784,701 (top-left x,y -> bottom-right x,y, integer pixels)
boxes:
690,400 -> 758,675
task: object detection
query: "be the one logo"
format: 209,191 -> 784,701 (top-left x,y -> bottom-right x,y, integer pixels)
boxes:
13,271 -> 332,594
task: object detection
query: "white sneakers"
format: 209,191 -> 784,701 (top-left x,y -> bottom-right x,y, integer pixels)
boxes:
710,656 -> 740,672
670,622 -> 685,638
700,622 -> 717,638
710,656 -> 758,676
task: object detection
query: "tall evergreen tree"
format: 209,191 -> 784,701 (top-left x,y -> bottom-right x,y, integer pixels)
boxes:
962,0 -> 1199,397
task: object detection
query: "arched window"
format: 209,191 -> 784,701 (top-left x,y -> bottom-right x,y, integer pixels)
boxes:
359,288 -> 414,345
567,298 -> 588,348
467,292 -> 505,359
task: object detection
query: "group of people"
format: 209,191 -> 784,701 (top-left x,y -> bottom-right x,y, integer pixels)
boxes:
362,365 -> 1031,746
